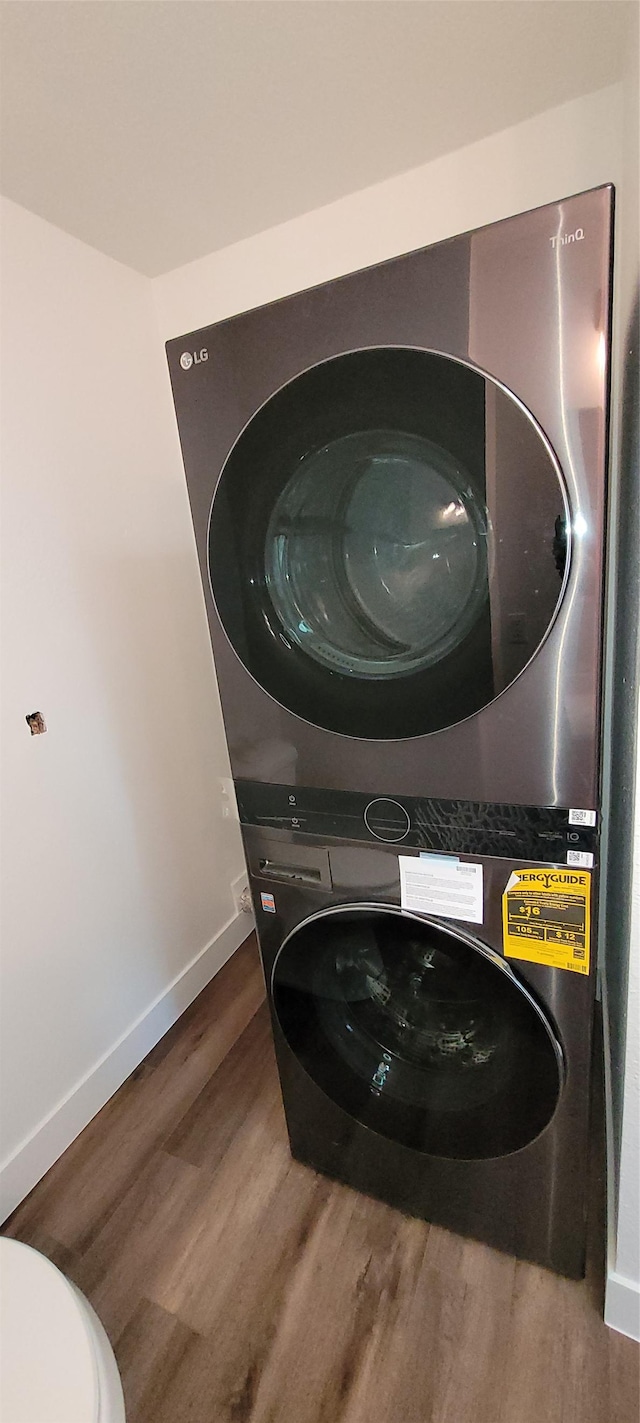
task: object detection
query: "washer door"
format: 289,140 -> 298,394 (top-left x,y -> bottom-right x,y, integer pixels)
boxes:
272,907 -> 563,1160
209,348 -> 569,739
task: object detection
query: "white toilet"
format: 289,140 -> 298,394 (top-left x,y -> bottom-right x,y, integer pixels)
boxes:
0,1238 -> 126,1422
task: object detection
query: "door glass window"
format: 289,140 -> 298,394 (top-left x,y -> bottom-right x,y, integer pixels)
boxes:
265,431 -> 488,679
273,908 -> 562,1159
209,348 -> 569,739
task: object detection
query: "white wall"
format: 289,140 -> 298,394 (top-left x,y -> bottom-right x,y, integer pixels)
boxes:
153,83 -> 639,1336
154,85 -> 621,337
0,197 -> 248,1220
608,895 -> 640,1335
602,12 -> 640,1340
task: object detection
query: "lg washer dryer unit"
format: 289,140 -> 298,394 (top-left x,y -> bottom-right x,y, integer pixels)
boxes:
166,189 -> 612,1278
167,185 -> 612,814
243,825 -> 596,1279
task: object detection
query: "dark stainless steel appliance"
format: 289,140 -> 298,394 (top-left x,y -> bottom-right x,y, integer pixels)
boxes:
244,827 -> 594,1277
166,188 -> 613,1276
167,186 -> 612,809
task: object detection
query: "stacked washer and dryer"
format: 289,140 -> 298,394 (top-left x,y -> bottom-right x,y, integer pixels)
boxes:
167,186 -> 613,1278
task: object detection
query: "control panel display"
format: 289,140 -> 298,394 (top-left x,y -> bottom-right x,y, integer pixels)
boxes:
235,781 -> 598,865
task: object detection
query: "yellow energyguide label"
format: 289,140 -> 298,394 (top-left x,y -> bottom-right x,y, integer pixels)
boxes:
502,867 -> 591,974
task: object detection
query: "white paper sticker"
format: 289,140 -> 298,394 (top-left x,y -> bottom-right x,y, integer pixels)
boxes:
260,891 -> 276,913
569,808 -> 597,826
567,850 -> 594,868
399,855 -> 483,924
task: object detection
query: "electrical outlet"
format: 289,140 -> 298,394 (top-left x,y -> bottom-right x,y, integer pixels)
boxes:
231,871 -> 253,916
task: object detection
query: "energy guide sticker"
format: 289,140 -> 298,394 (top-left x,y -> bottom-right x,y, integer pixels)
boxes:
502,868 -> 591,974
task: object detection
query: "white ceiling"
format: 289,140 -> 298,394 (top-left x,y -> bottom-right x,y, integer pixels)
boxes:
0,1 -> 633,277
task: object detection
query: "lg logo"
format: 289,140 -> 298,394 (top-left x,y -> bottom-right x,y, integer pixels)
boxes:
180,348 -> 208,370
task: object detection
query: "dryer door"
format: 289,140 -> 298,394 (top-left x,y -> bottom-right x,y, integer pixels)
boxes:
272,906 -> 563,1160
209,348 -> 569,740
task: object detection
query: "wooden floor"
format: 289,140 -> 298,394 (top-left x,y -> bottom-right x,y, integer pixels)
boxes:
4,934 -> 639,1423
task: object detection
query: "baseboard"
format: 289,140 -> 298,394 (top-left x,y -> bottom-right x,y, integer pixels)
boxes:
0,910 -> 254,1224
605,1270 -> 640,1341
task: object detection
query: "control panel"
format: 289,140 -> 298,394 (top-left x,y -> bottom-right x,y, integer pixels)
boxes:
234,780 -> 598,865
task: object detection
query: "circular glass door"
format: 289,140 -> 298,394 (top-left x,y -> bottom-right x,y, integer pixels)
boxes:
209,348 -> 569,739
265,429 -> 489,680
272,907 -> 563,1160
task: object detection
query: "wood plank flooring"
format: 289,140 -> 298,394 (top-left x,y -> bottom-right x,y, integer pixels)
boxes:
4,934 -> 639,1423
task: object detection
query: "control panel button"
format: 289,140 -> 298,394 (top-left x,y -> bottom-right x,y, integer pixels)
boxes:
364,798 -> 411,842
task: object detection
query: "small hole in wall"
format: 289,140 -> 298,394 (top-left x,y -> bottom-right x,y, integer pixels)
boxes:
26,712 -> 47,735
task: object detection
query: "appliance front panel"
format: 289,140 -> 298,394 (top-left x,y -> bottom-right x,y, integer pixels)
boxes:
167,187 -> 612,807
245,830 -> 596,1277
208,348 -> 570,742
242,826 -> 598,1022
